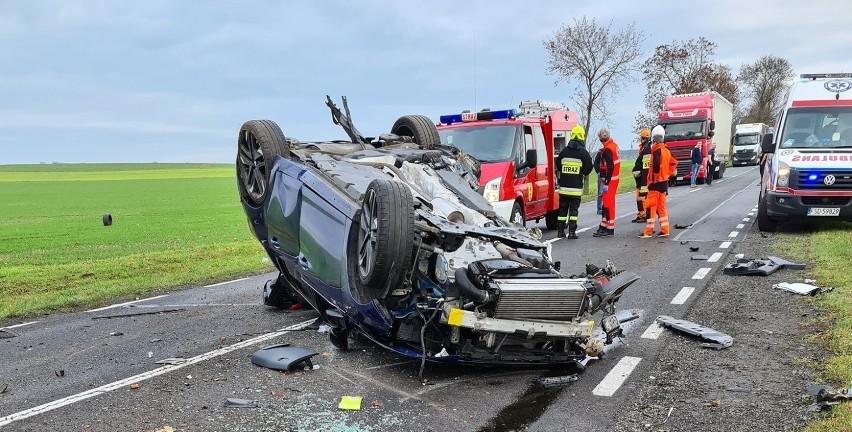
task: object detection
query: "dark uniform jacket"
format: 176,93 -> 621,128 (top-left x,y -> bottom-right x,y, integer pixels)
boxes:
556,138 -> 593,196
632,139 -> 652,190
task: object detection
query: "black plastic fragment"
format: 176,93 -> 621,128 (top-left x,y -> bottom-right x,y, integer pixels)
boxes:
250,344 -> 319,371
656,315 -> 733,349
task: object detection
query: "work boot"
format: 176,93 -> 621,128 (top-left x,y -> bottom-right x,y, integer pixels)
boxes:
656,231 -> 670,237
592,227 -> 606,237
631,215 -> 647,223
566,229 -> 578,239
637,232 -> 653,238
557,222 -> 566,238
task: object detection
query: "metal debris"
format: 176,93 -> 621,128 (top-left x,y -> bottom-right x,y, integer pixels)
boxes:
224,397 -> 260,408
92,308 -> 185,320
155,357 -> 187,366
808,384 -> 852,411
723,256 -> 806,276
656,315 -> 733,349
773,282 -> 821,296
691,255 -> 709,261
536,374 -> 579,387
674,223 -> 693,229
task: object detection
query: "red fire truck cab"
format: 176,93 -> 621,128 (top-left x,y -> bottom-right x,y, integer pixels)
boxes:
436,101 -> 579,229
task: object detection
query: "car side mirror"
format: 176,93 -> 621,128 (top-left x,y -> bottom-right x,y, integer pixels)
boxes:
761,133 -> 775,154
709,120 -> 716,131
708,130 -> 715,138
525,149 -> 538,168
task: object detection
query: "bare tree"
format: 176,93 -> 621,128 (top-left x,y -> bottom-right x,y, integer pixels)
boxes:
737,55 -> 794,126
544,17 -> 646,151
636,37 -> 738,130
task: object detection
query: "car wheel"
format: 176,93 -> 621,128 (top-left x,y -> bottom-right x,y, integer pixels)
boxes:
510,201 -> 525,227
357,179 -> 415,296
390,115 -> 440,149
545,210 -> 559,230
757,191 -> 778,232
237,120 -> 290,207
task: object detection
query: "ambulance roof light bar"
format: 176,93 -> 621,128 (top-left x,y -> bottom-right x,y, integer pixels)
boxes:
801,73 -> 852,80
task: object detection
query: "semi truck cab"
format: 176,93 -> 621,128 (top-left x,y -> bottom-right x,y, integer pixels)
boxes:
436,101 -> 578,229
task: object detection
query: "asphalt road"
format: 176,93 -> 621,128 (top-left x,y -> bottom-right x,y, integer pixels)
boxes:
0,166 -> 762,432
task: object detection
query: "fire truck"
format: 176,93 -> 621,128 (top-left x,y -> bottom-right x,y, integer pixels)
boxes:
436,100 -> 579,229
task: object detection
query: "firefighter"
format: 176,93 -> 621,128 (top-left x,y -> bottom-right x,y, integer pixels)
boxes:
555,125 -> 593,239
593,128 -> 620,237
639,125 -> 678,238
631,128 -> 652,223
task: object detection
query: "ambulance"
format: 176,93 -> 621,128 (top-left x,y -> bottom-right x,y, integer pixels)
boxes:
758,73 -> 852,231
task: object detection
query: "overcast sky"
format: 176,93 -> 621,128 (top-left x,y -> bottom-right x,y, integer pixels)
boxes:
3,0 -> 852,164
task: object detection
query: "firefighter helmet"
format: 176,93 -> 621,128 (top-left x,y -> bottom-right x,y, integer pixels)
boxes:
651,125 -> 666,142
639,128 -> 650,138
570,125 -> 586,141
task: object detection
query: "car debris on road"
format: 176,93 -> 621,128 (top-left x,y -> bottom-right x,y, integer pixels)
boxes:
250,344 -> 319,372
655,315 -> 733,349
224,398 -> 260,408
807,383 -> 852,411
723,256 -> 806,276
773,282 -> 823,296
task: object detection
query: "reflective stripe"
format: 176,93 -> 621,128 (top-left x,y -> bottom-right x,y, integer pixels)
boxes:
612,158 -> 620,164
639,186 -> 649,193
559,187 -> 583,196
557,216 -> 568,221
569,216 -> 578,221
659,217 -> 669,222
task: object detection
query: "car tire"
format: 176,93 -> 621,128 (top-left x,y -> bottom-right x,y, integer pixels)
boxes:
757,191 -> 778,232
237,119 -> 290,207
545,210 -> 559,230
357,179 -> 415,296
510,201 -> 525,227
390,115 -> 440,149
714,165 -> 724,180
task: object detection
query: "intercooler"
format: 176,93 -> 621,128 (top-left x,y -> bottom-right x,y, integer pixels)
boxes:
491,279 -> 588,321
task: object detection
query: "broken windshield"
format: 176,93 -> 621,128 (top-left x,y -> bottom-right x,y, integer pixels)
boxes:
661,121 -> 706,141
779,107 -> 852,149
438,125 -> 519,162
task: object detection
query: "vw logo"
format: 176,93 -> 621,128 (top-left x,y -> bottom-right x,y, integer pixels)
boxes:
824,175 -> 836,185
825,80 -> 852,93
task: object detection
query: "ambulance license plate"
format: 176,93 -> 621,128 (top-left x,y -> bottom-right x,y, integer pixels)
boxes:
807,207 -> 840,216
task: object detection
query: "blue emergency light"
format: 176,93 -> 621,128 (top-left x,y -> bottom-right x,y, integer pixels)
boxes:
440,109 -> 516,124
809,174 -> 818,181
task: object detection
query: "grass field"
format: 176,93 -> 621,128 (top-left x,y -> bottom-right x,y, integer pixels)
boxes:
774,223 -> 852,431
581,171 -> 637,203
0,163 -> 271,320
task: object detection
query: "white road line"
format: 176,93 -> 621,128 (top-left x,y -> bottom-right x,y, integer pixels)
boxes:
85,295 -> 170,313
692,268 -> 711,279
707,252 -> 723,263
742,218 -> 750,222
0,318 -> 316,427
592,356 -> 642,397
729,231 -> 739,237
577,227 -> 592,233
736,223 -> 745,229
689,187 -> 702,193
748,212 -> 755,217
671,287 -> 695,305
1,321 -> 40,330
719,241 -> 732,249
204,277 -> 249,288
672,180 -> 756,241
544,237 -> 560,245
640,322 -> 665,339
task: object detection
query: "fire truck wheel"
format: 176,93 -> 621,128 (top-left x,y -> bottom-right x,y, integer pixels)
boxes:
390,115 -> 440,149
545,210 -> 559,230
509,201 -> 525,227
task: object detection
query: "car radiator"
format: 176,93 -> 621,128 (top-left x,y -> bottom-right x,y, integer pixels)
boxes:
491,279 -> 588,320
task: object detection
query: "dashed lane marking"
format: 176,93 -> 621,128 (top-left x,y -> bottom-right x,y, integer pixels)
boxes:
0,318 -> 317,427
85,295 -> 170,313
672,180 -> 756,241
671,287 -> 695,304
204,277 -> 250,288
707,252 -> 723,263
736,223 -> 745,229
729,231 -> 739,237
593,356 -> 642,397
640,322 -> 665,339
692,268 -> 711,279
719,241 -> 732,249
742,217 -> 750,222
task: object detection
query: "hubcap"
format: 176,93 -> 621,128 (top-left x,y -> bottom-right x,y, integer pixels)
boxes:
238,130 -> 266,200
358,189 -> 379,279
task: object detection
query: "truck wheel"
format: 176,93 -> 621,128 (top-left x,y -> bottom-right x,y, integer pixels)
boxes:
357,179 -> 415,298
545,210 -> 559,230
509,201 -> 525,227
757,192 -> 778,232
390,115 -> 440,149
237,120 -> 290,206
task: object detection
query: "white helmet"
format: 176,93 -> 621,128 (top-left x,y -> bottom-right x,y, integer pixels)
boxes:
651,125 -> 665,142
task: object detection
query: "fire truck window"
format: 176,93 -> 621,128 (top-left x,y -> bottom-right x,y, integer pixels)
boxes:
518,126 -> 533,167
533,126 -> 547,165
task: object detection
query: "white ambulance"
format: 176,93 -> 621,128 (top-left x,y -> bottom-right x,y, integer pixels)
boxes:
758,73 -> 852,231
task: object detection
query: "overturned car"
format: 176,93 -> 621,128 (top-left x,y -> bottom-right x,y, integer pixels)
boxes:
236,96 -> 639,367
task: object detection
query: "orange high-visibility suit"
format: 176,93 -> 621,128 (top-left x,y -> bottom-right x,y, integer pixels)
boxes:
596,138 -> 620,235
643,142 -> 678,237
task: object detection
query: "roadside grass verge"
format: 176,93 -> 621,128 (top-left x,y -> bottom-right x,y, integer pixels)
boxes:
581,171 -> 637,203
773,222 -> 852,431
0,164 -> 271,320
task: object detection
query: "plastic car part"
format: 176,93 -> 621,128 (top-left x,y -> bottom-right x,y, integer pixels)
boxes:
250,344 -> 319,371
723,256 -> 806,276
656,315 -> 733,349
773,282 -> 820,295
224,398 -> 260,408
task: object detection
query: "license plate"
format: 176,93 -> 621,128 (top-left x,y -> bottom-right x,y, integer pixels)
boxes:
807,207 -> 840,216
602,314 -> 621,334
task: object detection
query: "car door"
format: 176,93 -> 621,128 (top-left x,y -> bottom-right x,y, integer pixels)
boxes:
530,125 -> 550,218
513,125 -> 536,218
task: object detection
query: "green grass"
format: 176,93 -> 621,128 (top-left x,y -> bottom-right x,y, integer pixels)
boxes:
580,171 -> 637,203
0,163 -> 271,320
773,223 -> 852,431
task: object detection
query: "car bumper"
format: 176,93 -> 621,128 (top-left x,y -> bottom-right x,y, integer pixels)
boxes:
490,199 -> 516,221
766,191 -> 852,220
445,307 -> 595,339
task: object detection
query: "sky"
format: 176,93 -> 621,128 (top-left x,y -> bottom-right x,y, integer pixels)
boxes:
3,0 -> 852,164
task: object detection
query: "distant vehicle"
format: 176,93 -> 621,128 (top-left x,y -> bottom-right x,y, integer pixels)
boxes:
236,96 -> 639,366
758,73 -> 852,232
657,92 -> 733,183
732,123 -> 770,166
436,100 -> 579,230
